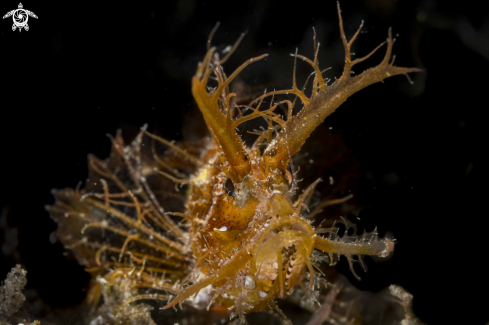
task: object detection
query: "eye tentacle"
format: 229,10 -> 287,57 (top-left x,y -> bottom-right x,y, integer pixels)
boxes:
262,3 -> 421,172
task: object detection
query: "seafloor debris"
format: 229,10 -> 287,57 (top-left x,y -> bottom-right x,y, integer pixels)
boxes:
0,265 -> 41,325
0,265 -> 27,322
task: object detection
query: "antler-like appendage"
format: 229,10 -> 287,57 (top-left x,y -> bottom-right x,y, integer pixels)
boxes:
192,42 -> 268,181
263,2 -> 421,171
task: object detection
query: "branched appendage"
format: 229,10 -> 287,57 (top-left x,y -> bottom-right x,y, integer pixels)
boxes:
314,218 -> 395,280
261,2 -> 422,172
49,3 -> 418,324
228,274 -> 254,323
192,37 -> 269,182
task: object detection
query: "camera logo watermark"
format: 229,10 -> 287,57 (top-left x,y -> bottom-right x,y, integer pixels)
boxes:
3,3 -> 37,32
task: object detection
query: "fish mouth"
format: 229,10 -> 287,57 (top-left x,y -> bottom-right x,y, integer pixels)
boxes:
254,229 -> 308,297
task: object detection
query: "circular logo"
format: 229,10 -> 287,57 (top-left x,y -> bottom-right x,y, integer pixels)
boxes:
13,9 -> 28,28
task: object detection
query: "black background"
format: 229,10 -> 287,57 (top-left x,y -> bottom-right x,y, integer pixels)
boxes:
1,0 -> 488,324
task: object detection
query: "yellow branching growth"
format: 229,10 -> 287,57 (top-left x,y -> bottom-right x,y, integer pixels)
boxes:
47,3 -> 418,324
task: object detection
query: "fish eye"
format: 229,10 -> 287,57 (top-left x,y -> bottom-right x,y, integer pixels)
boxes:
225,178 -> 235,196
